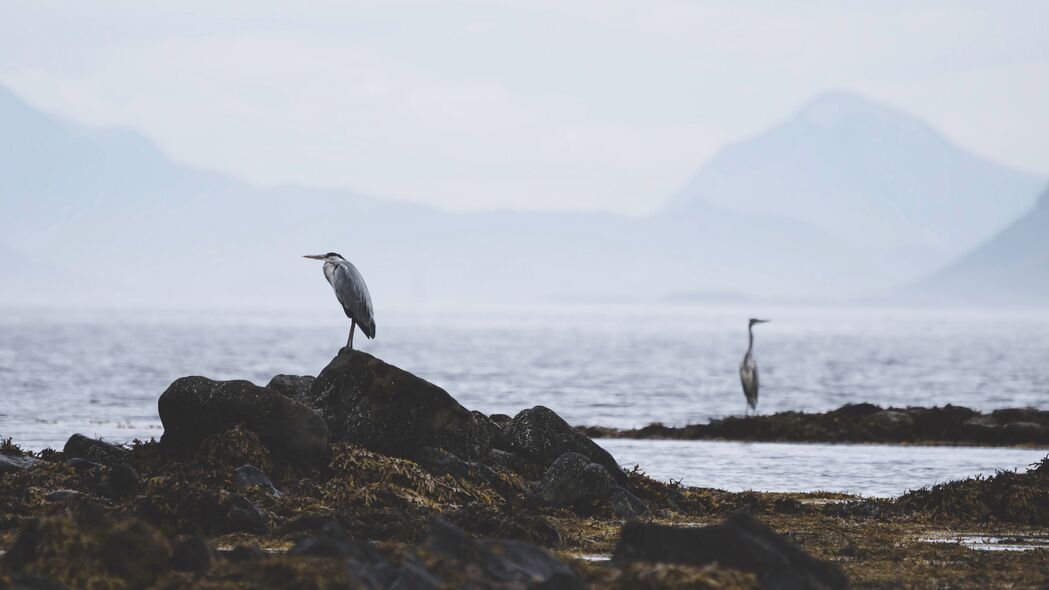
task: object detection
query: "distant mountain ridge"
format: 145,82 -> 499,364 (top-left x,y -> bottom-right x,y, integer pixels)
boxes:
672,92 -> 1044,280
1,85 -> 1044,307
903,185 -> 1049,306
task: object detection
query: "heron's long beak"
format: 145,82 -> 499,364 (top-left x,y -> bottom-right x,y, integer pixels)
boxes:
303,254 -> 326,260
756,319 -> 771,323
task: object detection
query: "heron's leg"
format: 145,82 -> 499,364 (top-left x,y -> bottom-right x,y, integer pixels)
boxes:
347,320 -> 356,349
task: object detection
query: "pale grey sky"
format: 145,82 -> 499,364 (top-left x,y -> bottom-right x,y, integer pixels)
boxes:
3,1 -> 1047,214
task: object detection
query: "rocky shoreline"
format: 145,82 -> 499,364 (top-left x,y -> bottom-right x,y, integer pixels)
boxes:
0,349 -> 1046,589
579,404 -> 1049,447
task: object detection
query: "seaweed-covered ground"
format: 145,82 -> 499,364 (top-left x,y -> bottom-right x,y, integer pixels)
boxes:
0,349 -> 1047,589
580,404 -> 1049,447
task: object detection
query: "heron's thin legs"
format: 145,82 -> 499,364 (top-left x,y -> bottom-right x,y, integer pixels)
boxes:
347,320 -> 356,349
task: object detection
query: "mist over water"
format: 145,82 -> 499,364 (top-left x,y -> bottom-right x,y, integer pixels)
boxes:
2,303 -> 1047,494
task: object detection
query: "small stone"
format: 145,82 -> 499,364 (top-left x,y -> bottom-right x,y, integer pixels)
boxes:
62,434 -> 129,467
0,454 -> 41,474
608,488 -> 648,519
226,495 -> 267,532
45,489 -> 82,502
233,464 -> 281,497
109,464 -> 140,498
223,545 -> 266,563
64,458 -> 102,472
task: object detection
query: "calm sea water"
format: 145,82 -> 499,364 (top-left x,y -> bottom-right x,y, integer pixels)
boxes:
2,304 -> 1047,495
600,439 -> 1048,497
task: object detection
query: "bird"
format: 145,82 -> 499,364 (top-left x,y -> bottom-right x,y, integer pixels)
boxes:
740,318 -> 770,415
303,252 -> 376,349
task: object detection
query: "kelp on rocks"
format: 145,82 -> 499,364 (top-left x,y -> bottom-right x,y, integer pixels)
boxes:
896,455 -> 1049,524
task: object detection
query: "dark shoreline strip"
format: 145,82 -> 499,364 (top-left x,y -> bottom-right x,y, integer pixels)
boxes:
577,403 -> 1049,447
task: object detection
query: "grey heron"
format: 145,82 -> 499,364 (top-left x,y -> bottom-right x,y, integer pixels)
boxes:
303,252 -> 376,349
740,318 -> 769,415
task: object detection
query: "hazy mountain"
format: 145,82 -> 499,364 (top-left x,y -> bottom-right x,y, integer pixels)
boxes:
671,92 -> 1045,280
0,85 -> 1039,308
1,84 -> 892,308
903,185 -> 1049,306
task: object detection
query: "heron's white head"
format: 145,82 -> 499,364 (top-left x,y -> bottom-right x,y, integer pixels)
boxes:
748,318 -> 770,327
303,252 -> 345,263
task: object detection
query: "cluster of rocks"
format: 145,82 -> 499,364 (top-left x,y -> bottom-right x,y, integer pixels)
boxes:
0,348 -> 848,589
581,403 -> 1049,446
156,349 -> 643,520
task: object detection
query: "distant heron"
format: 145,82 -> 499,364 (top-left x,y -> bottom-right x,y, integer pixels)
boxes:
740,318 -> 769,415
303,252 -> 376,349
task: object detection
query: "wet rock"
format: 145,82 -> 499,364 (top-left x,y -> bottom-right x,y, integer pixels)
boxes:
289,522 -> 379,561
222,545 -> 266,563
64,458 -> 102,472
536,452 -> 616,507
585,403 -> 1049,447
444,501 -> 563,547
266,374 -> 317,406
489,413 -> 513,426
0,453 -> 41,474
158,376 -> 329,466
279,512 -> 342,535
485,448 -> 531,472
962,414 -> 999,437
414,447 -> 508,494
309,349 -> 499,461
226,495 -> 267,533
290,522 -> 397,589
608,488 -> 648,519
44,490 -> 82,502
861,410 -> 915,439
171,535 -> 216,572
233,464 -> 281,497
394,519 -> 581,589
504,406 -> 627,484
613,513 -> 848,590
62,434 -> 129,467
108,464 -> 139,499
1001,421 -> 1049,443
536,452 -> 647,518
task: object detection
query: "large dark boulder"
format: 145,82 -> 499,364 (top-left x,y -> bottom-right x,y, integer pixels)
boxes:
309,349 -> 499,461
158,377 -> 328,466
503,406 -> 627,484
613,513 -> 848,590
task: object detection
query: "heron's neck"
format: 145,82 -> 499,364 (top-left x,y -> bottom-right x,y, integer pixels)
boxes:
747,326 -> 754,354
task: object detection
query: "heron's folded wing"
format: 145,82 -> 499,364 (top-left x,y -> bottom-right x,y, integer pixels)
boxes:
333,261 -> 375,327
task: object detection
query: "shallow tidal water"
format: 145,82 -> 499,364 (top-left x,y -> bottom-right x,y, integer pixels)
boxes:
1,303 -> 1047,496
598,438 -> 1049,497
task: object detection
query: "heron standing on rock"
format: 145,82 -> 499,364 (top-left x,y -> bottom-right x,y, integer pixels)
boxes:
304,253 -> 376,349
740,318 -> 769,415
